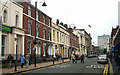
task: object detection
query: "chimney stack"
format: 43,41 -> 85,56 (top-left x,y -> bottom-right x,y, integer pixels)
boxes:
64,24 -> 68,30
56,19 -> 59,25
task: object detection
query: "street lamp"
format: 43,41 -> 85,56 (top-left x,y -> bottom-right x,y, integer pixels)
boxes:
14,38 -> 18,71
34,0 -> 47,67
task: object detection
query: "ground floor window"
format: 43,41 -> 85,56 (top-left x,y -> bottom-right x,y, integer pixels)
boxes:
43,43 -> 46,56
27,39 -> 32,54
1,35 -> 6,57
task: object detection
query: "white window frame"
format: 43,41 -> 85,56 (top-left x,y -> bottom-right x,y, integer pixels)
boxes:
28,20 -> 32,34
48,30 -> 51,40
53,30 -> 55,41
43,27 -> 46,39
1,35 -> 7,58
43,15 -> 45,24
36,11 -> 39,21
28,6 -> 31,16
49,19 -> 51,26
36,24 -> 39,37
3,10 -> 7,24
43,43 -> 46,56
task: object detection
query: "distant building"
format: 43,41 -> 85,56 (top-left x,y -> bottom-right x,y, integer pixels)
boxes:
118,1 -> 120,25
98,34 -> 110,51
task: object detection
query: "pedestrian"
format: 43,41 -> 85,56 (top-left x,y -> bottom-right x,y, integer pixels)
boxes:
71,54 -> 75,63
29,54 -> 32,66
81,54 -> 85,63
20,55 -> 25,68
7,53 -> 13,68
25,53 -> 30,68
59,53 -> 62,62
74,54 -> 77,63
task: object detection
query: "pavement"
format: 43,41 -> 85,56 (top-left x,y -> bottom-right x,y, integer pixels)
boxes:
1,59 -> 70,75
109,58 -> 120,75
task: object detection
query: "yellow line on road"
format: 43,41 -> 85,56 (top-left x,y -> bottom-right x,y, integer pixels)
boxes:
103,64 -> 108,75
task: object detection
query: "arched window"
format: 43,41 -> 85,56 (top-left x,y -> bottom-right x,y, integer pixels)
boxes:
3,10 -> 7,23
15,15 -> 18,26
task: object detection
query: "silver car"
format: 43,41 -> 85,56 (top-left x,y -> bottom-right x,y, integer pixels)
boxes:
97,54 -> 108,63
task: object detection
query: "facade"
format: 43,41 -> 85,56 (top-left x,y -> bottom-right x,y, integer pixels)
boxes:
20,2 -> 52,58
68,28 -> 79,55
73,29 -> 92,55
59,23 -> 70,58
52,19 -> 70,58
0,1 -> 24,60
84,31 -> 92,55
98,34 -> 110,51
51,22 -> 60,58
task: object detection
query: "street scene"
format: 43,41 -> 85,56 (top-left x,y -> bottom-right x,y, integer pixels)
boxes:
0,0 -> 120,75
19,57 -> 106,74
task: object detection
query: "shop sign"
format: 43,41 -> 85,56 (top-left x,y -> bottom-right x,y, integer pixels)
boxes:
0,25 -> 12,33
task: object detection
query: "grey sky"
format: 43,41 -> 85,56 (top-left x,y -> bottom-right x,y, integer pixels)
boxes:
31,0 -> 119,45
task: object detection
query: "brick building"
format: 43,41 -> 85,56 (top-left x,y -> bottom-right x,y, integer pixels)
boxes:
20,2 -> 52,58
68,28 -> 79,55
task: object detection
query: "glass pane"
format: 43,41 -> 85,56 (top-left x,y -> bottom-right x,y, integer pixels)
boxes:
1,47 -> 4,56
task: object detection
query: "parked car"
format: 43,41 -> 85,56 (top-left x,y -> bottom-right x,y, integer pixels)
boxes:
87,54 -> 93,58
97,54 -> 108,63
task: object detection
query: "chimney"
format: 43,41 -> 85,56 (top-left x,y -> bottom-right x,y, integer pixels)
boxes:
68,28 -> 73,33
56,19 -> 59,25
64,24 -> 68,29
60,22 -> 63,26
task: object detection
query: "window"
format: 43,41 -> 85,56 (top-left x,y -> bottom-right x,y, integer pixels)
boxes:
1,35 -> 6,57
57,32 -> 59,42
28,6 -> 31,16
62,34 -> 64,43
15,15 -> 18,26
36,11 -> 38,21
28,20 -> 32,34
43,15 -> 46,24
36,24 -> 39,37
43,27 -> 46,39
48,30 -> 51,40
49,19 -> 51,26
43,43 -> 46,56
53,30 -> 55,41
27,39 -> 31,54
3,10 -> 7,23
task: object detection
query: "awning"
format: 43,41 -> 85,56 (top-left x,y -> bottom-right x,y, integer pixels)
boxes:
112,43 -> 120,52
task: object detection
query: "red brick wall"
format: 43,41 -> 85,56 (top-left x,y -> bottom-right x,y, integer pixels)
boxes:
21,2 -> 51,56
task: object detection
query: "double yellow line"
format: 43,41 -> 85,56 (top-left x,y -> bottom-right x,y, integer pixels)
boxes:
103,64 -> 109,75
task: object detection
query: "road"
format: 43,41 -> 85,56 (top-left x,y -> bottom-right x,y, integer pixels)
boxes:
19,57 -> 106,74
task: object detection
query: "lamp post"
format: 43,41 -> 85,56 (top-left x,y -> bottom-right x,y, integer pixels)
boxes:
14,38 -> 18,71
34,0 -> 47,67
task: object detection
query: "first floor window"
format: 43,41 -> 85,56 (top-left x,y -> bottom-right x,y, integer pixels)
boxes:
43,27 -> 46,39
1,35 -> 6,57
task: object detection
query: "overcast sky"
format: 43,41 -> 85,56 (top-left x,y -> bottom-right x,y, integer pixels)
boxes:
31,0 -> 119,45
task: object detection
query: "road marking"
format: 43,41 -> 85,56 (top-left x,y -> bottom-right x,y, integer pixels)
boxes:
103,64 -> 108,75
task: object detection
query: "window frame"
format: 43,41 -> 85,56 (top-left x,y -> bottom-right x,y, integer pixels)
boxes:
28,20 -> 32,35
3,10 -> 7,24
27,39 -> 32,54
43,27 -> 46,39
36,23 -> 39,37
1,35 -> 7,58
15,15 -> 18,26
28,6 -> 31,16
43,15 -> 46,24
